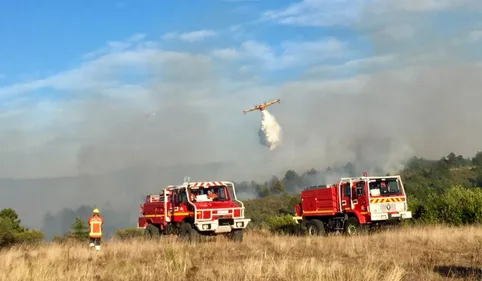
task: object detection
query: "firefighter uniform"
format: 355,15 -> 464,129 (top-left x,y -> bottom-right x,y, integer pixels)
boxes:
88,208 -> 104,251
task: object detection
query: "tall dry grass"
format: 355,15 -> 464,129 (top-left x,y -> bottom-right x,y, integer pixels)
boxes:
1,225 -> 482,281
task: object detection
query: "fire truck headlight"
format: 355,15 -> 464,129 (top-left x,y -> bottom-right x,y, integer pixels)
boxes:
202,224 -> 210,230
236,222 -> 243,227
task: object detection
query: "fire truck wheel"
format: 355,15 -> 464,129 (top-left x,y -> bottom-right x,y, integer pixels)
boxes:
179,222 -> 200,242
306,219 -> 326,236
344,217 -> 360,236
145,223 -> 160,238
228,229 -> 243,242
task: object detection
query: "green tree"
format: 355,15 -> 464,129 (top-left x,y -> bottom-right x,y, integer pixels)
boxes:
473,151 -> 482,166
0,208 -> 43,247
70,217 -> 89,241
424,185 -> 482,225
259,183 -> 271,198
13,230 -> 44,245
343,162 -> 355,176
0,217 -> 15,248
0,208 -> 25,233
304,168 -> 318,177
282,170 -> 301,192
273,179 -> 284,194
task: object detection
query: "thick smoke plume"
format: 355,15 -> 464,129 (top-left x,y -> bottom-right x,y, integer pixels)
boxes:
258,110 -> 282,151
0,0 -> 481,235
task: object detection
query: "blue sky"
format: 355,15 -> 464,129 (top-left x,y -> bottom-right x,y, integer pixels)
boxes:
3,0 -> 482,234
0,0 -> 366,86
0,0 -> 482,179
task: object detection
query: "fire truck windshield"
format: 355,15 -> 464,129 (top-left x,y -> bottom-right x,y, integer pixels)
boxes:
196,186 -> 229,201
368,178 -> 402,196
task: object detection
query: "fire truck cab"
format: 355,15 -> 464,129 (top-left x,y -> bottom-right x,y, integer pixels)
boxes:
293,173 -> 412,236
138,177 -> 250,242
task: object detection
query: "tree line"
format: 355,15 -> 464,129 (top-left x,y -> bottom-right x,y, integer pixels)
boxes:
3,150 -> 482,247
234,151 -> 482,200
239,151 -> 482,230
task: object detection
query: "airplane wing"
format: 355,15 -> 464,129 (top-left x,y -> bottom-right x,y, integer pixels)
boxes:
243,107 -> 257,114
264,99 -> 280,107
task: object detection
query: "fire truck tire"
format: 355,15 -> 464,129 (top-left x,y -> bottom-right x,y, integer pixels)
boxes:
344,217 -> 361,236
179,222 -> 200,242
369,224 -> 382,234
306,219 -> 326,236
145,223 -> 160,238
228,229 -> 243,242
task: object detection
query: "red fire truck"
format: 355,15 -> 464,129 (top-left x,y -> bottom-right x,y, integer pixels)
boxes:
293,173 -> 412,236
138,178 -> 250,242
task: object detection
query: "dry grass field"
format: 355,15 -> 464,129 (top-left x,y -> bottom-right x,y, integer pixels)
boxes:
1,225 -> 482,281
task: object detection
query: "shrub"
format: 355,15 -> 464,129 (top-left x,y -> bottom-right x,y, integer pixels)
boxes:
52,235 -> 69,244
13,230 -> 44,245
0,217 -> 15,248
411,185 -> 482,225
429,185 -> 482,225
70,217 -> 89,241
0,216 -> 43,248
0,208 -> 25,233
113,227 -> 145,240
265,214 -> 300,235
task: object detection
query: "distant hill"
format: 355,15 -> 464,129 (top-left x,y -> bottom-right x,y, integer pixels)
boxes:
0,161 -> 248,232
4,150 -> 482,240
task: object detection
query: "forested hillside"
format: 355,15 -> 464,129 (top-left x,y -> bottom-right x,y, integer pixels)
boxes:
38,150 -> 482,239
3,150 -> 482,245
239,151 -> 482,227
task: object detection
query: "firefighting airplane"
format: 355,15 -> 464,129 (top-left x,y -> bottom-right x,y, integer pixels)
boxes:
243,99 -> 280,115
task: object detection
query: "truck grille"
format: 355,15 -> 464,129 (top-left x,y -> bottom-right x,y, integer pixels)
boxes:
379,203 -> 397,212
372,202 -> 404,213
218,218 -> 234,226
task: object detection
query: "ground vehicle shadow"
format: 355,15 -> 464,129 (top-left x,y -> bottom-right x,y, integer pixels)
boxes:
433,265 -> 482,279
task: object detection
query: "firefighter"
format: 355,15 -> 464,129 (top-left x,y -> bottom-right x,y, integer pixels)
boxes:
207,189 -> 218,200
87,208 -> 104,251
380,182 -> 388,194
189,189 -> 197,202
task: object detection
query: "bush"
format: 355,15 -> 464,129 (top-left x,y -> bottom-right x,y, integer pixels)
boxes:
113,227 -> 144,240
0,217 -> 15,248
70,217 -> 89,241
412,185 -> 482,225
0,208 -> 45,248
13,230 -> 44,245
0,208 -> 26,233
52,235 -> 69,244
428,185 -> 482,225
0,216 -> 44,248
265,214 -> 300,235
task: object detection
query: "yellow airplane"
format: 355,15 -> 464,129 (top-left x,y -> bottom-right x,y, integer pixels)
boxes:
243,99 -> 280,115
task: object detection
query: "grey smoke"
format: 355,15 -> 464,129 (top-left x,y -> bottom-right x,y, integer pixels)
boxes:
0,0 -> 481,234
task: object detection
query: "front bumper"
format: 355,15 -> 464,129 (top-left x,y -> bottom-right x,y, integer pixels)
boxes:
292,216 -> 302,224
195,218 -> 251,233
371,211 -> 412,221
137,217 -> 147,229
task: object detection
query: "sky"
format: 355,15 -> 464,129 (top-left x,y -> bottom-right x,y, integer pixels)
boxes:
1,0 -> 482,181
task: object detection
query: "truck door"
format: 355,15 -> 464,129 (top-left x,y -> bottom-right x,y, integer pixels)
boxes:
170,191 -> 179,222
170,190 -> 189,222
352,180 -> 368,214
177,189 -> 189,213
340,181 -> 351,211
